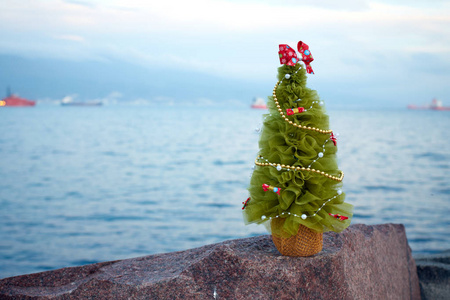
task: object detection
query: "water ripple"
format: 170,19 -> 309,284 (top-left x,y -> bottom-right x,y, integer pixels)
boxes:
0,106 -> 449,279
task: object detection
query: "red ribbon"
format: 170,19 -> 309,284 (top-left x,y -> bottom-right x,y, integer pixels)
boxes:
297,41 -> 314,74
242,197 -> 250,210
278,41 -> 315,74
329,213 -> 349,221
286,107 -> 305,116
330,132 -> 337,146
262,183 -> 281,195
278,44 -> 298,67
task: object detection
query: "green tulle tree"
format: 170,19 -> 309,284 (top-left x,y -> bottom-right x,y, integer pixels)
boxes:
243,42 -> 353,256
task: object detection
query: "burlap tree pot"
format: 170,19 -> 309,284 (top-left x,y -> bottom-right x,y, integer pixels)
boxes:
271,217 -> 323,257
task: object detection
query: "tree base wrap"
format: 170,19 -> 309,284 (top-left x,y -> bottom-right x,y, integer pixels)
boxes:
271,217 -> 323,257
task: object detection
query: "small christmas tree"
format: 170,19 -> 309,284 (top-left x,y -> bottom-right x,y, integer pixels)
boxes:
243,41 -> 353,256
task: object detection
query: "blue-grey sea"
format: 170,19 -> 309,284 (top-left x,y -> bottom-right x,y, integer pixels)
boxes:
0,104 -> 449,279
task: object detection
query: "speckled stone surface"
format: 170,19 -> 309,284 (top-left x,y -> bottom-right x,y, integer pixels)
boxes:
0,223 -> 420,299
414,250 -> 450,300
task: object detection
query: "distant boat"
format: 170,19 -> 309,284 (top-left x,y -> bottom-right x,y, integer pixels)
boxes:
0,87 -> 36,107
61,96 -> 102,106
251,97 -> 267,109
408,98 -> 450,111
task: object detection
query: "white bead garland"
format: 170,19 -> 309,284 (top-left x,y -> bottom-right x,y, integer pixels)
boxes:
299,100 -> 323,113
307,136 -> 332,168
260,192 -> 342,221
279,67 -> 325,115
279,67 -> 302,85
275,73 -> 333,134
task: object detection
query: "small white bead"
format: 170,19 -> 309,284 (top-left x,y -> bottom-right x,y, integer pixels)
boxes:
261,215 -> 266,220
337,189 -> 342,195
301,214 -> 307,220
319,101 -> 324,106
318,152 -> 324,158
276,165 -> 282,171
285,74 -> 291,79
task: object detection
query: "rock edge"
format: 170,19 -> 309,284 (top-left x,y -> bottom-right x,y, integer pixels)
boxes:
0,223 -> 420,299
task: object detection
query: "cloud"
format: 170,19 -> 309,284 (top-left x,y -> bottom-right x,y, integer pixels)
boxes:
63,0 -> 96,8
247,0 -> 371,10
1,1 -> 448,57
0,0 -> 449,106
53,34 -> 86,42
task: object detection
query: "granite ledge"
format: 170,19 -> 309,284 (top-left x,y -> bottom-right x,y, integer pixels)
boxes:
0,223 -> 421,299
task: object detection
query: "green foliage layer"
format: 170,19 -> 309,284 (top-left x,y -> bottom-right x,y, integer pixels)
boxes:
244,63 -> 353,237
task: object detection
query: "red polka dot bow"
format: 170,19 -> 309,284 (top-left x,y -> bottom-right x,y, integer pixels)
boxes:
278,41 -> 315,74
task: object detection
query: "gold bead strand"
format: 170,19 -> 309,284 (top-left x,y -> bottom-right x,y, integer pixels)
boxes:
255,155 -> 344,182
273,81 -> 332,134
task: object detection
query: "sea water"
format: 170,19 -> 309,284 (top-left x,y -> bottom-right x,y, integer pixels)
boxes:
0,105 -> 449,278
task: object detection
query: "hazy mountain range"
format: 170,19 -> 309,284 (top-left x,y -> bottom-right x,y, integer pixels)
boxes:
0,54 -> 271,107
1,53 -> 446,109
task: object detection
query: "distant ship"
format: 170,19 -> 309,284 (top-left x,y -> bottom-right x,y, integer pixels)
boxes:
0,88 -> 36,107
61,96 -> 102,106
408,98 -> 450,111
251,97 -> 267,109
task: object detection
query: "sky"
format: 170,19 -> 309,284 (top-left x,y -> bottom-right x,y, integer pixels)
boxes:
0,0 -> 449,108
